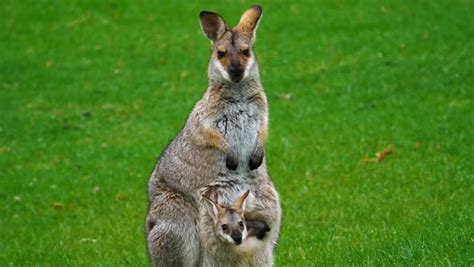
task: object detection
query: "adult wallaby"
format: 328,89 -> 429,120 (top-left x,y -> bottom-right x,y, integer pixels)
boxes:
146,5 -> 281,267
200,190 -> 273,267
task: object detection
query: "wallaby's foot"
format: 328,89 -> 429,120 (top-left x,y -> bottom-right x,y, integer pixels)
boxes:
226,152 -> 239,170
249,146 -> 264,170
246,220 -> 270,239
146,187 -> 201,267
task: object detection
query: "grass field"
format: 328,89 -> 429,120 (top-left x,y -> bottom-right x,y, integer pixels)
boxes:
1,0 -> 473,266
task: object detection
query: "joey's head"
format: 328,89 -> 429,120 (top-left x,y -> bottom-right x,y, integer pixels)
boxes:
199,5 -> 262,83
202,191 -> 250,245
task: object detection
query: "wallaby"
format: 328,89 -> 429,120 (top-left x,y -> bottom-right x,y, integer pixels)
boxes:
200,190 -> 272,267
146,5 -> 281,267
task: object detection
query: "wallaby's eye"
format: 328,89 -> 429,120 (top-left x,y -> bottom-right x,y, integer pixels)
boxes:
217,51 -> 226,59
221,224 -> 228,231
241,49 -> 250,57
238,221 -> 244,229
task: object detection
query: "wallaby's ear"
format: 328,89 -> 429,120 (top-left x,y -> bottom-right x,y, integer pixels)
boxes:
234,5 -> 262,43
202,195 -> 220,222
199,11 -> 227,42
232,190 -> 250,213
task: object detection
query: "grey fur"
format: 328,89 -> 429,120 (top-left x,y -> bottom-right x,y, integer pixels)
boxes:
146,5 -> 280,267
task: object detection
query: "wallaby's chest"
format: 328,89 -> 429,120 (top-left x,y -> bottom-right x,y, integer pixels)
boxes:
216,102 -> 260,157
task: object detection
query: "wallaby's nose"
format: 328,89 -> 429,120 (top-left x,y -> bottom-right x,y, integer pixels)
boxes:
228,62 -> 243,81
231,230 -> 242,245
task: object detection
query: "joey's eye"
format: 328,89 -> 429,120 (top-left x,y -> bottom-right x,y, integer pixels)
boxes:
221,224 -> 228,231
239,221 -> 244,228
217,51 -> 226,59
241,49 -> 250,57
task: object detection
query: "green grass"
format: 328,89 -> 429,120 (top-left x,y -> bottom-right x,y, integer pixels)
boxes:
1,0 -> 472,265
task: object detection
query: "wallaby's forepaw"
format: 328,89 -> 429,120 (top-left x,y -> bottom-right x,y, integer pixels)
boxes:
226,152 -> 239,170
249,146 -> 264,170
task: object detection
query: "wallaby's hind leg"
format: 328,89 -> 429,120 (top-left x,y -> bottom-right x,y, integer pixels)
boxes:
146,187 -> 200,267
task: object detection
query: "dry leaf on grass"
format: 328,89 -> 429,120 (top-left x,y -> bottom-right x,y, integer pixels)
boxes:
364,145 -> 393,163
376,145 -> 393,162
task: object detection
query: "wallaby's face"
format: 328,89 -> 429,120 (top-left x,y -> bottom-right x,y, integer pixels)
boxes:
215,208 -> 247,245
211,33 -> 253,83
200,5 -> 262,83
203,191 -> 250,245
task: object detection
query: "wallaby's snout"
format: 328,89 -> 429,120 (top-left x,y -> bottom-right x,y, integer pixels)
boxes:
228,60 -> 243,82
231,229 -> 243,245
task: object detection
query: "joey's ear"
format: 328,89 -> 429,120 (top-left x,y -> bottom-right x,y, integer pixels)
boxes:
199,11 -> 228,42
232,190 -> 250,212
202,195 -> 220,222
234,5 -> 262,43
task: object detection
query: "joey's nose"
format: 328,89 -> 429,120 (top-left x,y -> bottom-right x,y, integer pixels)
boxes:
231,231 -> 242,245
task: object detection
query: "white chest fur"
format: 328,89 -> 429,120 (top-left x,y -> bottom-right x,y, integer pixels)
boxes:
216,101 -> 260,163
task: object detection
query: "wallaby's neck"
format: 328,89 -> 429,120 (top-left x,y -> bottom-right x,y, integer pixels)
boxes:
208,77 -> 262,99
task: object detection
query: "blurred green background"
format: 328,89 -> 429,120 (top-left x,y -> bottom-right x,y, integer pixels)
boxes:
1,0 -> 472,265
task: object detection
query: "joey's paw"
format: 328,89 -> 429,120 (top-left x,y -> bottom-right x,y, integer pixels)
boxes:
256,222 -> 270,239
256,229 -> 269,239
226,153 -> 238,170
246,220 -> 270,239
249,147 -> 264,170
